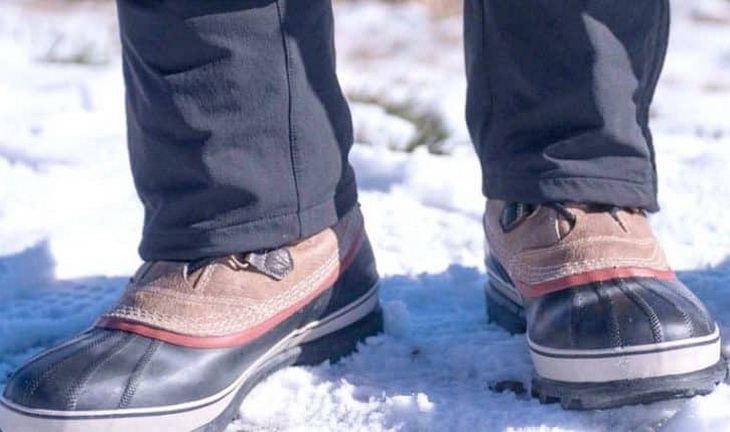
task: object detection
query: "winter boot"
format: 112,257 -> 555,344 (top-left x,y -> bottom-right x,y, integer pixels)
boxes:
0,207 -> 382,431
484,200 -> 726,409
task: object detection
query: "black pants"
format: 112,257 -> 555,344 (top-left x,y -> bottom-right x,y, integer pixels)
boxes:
117,0 -> 669,261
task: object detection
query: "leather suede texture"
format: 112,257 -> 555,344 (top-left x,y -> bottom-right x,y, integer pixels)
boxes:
99,207 -> 364,337
485,200 -> 670,287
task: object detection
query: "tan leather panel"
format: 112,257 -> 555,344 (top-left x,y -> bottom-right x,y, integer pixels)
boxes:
485,200 -> 671,288
100,208 -> 364,337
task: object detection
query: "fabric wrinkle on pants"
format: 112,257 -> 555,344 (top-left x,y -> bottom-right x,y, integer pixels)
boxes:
464,0 -> 669,211
117,0 -> 670,261
119,0 -> 356,261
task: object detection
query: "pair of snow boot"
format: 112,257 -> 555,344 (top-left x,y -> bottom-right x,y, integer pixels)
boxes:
0,203 -> 724,431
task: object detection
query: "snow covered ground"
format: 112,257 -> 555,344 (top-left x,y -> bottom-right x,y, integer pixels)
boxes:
1,1 -> 730,430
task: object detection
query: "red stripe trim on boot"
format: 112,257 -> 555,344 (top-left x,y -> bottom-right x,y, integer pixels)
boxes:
96,231 -> 364,349
518,267 -> 677,299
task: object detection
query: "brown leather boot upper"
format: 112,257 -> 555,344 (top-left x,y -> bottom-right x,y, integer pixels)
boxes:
485,200 -> 674,297
97,208 -> 365,348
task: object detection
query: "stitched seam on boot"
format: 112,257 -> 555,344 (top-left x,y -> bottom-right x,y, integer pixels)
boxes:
638,279 -> 696,339
23,331 -> 117,405
103,251 -> 339,335
104,210 -> 360,336
508,238 -> 667,284
618,278 -> 664,343
594,284 -> 623,349
118,339 -> 161,409
65,333 -> 134,410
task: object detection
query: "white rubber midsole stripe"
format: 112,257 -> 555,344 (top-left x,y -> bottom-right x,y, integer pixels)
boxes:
486,267 -> 523,306
299,282 -> 380,344
531,330 -> 722,383
529,327 -> 720,357
0,283 -> 381,432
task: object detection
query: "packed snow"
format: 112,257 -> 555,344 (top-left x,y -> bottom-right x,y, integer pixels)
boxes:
1,1 -> 730,431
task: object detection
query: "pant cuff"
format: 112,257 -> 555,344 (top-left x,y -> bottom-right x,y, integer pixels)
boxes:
484,175 -> 659,212
138,177 -> 359,261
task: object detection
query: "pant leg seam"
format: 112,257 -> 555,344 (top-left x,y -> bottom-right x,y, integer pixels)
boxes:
275,0 -> 303,238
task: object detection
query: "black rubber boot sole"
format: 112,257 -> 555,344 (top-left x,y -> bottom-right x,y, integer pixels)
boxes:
532,360 -> 727,410
485,281 -> 728,410
193,306 -> 384,432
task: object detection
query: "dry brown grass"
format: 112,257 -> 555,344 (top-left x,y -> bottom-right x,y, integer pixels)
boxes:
8,0 -> 114,15
335,0 -> 462,17
417,0 -> 462,17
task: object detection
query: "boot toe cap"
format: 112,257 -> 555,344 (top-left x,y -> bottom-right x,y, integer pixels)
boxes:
3,330 -> 149,411
528,277 -> 717,351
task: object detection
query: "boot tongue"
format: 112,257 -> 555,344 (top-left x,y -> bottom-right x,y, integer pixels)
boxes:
184,247 -> 294,284
553,203 -> 637,236
499,201 -> 637,242
500,203 -> 539,232
499,202 -> 576,239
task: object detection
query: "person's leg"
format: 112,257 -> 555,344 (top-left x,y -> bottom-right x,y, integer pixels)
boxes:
465,0 -> 725,409
0,2 -> 382,430
465,0 -> 665,211
122,0 -> 357,261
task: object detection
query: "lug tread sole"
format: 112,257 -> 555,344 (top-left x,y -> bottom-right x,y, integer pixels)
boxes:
532,360 -> 727,410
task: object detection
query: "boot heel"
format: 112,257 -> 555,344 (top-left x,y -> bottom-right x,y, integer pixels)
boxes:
295,306 -> 383,366
485,282 -> 526,335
